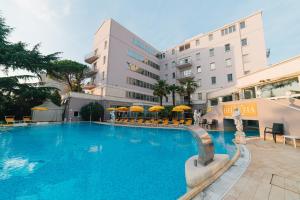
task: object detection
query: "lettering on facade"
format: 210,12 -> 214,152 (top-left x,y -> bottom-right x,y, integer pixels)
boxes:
223,103 -> 257,117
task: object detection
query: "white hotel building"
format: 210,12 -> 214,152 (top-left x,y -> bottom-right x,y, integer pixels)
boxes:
83,11 -> 267,108
63,11 -> 300,122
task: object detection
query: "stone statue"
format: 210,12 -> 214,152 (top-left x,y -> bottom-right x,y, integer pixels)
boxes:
193,110 -> 199,125
110,110 -> 115,123
232,108 -> 246,144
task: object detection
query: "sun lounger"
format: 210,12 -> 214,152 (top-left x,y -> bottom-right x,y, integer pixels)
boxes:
137,118 -> 144,125
172,119 -> 180,126
185,119 -> 192,126
5,116 -> 15,124
23,116 -> 32,123
162,119 -> 169,126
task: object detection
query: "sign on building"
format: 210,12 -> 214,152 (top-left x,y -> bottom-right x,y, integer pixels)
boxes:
223,102 -> 257,117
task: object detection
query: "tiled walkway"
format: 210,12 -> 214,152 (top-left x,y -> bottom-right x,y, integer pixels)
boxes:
224,139 -> 300,200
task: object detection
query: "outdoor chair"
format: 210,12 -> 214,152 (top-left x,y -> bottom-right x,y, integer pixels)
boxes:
172,119 -> 180,126
23,116 -> 32,123
185,119 -> 192,126
162,119 -> 169,126
5,116 -> 15,124
264,123 -> 284,143
207,119 -> 218,130
199,119 -> 207,128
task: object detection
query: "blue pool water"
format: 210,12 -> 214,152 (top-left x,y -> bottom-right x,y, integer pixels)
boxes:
0,123 -> 238,200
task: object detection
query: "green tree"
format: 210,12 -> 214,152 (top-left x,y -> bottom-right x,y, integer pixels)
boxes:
80,102 -> 104,121
0,16 -> 60,80
0,15 -> 61,120
48,59 -> 95,92
179,77 -> 198,106
168,84 -> 184,106
153,80 -> 169,106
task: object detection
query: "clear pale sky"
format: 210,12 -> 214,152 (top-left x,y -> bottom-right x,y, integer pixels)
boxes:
1,0 -> 300,65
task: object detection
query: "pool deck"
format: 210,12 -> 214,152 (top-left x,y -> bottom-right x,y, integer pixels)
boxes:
224,139 -> 300,200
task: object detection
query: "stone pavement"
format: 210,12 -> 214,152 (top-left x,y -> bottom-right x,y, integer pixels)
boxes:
224,139 -> 300,200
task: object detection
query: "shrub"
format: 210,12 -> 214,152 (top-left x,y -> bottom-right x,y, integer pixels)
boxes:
80,102 -> 104,121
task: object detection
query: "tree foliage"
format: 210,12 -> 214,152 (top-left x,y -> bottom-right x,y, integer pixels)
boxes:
153,80 -> 169,106
179,77 -> 198,106
80,102 -> 104,121
0,15 -> 62,120
48,59 -> 95,92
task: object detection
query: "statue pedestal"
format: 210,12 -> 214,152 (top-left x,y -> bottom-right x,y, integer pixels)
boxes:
235,131 -> 246,144
185,154 -> 229,190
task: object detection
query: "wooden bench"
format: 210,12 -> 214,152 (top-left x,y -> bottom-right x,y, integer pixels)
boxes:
283,135 -> 300,148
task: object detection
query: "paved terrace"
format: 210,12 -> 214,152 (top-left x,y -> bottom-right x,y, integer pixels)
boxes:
224,139 -> 300,200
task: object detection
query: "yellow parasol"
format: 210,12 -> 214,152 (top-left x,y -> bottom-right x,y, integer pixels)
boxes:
116,107 -> 129,112
129,106 -> 144,112
31,107 -> 49,111
106,107 -> 116,111
148,105 -> 165,112
172,105 -> 191,112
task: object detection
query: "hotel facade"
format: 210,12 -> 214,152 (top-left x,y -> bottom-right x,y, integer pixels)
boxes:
84,11 -> 267,107
63,11 -> 300,124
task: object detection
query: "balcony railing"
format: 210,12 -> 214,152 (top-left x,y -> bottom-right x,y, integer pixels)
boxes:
84,50 -> 99,64
176,59 -> 192,69
176,72 -> 194,81
83,83 -> 97,90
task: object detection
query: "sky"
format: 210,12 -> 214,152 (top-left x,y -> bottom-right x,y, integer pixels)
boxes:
1,0 -> 300,66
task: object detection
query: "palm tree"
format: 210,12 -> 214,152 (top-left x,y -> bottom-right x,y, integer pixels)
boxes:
180,77 -> 198,106
168,84 -> 181,106
153,80 -> 169,106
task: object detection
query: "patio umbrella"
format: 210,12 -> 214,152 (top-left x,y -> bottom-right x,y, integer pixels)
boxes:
31,107 -> 49,111
129,106 -> 144,112
106,107 -> 116,111
172,105 -> 191,120
148,105 -> 165,112
116,107 -> 129,112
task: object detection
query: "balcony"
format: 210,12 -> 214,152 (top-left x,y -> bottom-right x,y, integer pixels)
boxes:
84,50 -> 99,64
83,83 -> 97,90
176,72 -> 194,81
176,59 -> 192,69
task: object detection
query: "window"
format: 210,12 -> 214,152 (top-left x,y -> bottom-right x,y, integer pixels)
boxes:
240,21 -> 246,29
221,25 -> 236,36
172,61 -> 176,67
198,93 -> 202,100
104,40 -> 108,49
164,63 -> 168,70
195,39 -> 200,46
102,71 -> 105,80
73,111 -> 79,117
208,34 -> 213,41
197,66 -> 202,73
209,48 -> 214,57
241,38 -> 248,46
103,56 -> 106,64
211,76 -> 216,85
210,62 -> 216,70
172,72 -> 175,79
128,62 -> 159,80
227,73 -> 233,82
198,79 -> 202,87
196,52 -> 200,60
225,44 -> 231,52
183,69 -> 192,77
172,49 -> 175,55
242,54 -> 250,63
225,58 -> 232,67
184,43 -> 190,50
179,45 -> 184,52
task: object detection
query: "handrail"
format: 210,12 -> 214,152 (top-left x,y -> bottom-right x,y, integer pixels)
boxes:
268,93 -> 300,100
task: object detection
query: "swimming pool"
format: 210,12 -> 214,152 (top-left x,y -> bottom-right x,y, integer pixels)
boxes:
0,123 -> 237,200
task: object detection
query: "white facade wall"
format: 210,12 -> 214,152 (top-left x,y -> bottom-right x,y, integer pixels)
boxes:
86,11 -> 268,106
